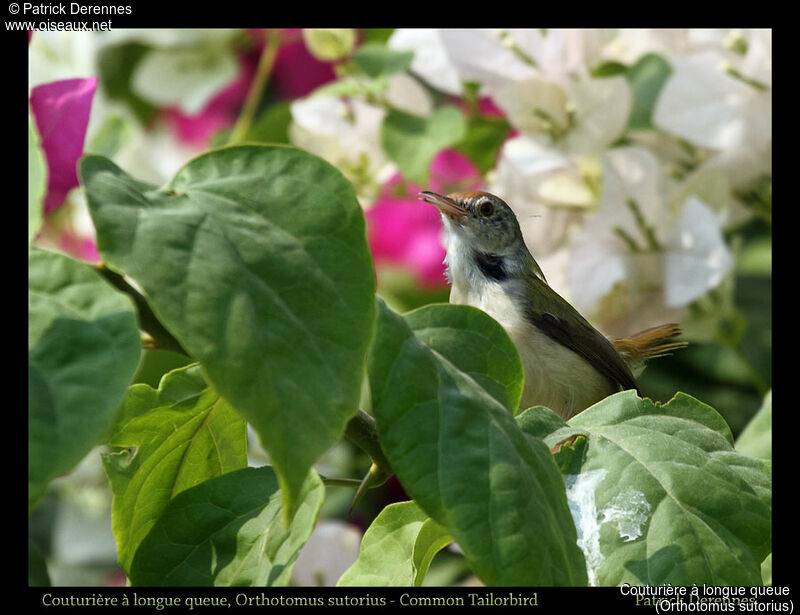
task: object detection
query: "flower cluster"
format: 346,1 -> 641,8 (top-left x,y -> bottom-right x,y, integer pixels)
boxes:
292,28 -> 771,336
29,28 -> 771,337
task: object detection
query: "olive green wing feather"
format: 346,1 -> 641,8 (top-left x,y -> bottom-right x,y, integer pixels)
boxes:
521,275 -> 640,394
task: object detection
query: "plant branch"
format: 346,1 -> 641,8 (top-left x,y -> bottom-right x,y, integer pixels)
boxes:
227,28 -> 283,145
345,410 -> 394,511
345,408 -> 392,479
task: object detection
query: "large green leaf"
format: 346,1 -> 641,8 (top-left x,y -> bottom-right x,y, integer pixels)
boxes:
404,303 -> 524,413
337,500 -> 451,586
368,299 -> 587,586
381,105 -> 467,185
29,113 -> 46,244
128,466 -> 324,586
29,248 -> 141,511
517,391 -> 771,586
80,145 -> 375,519
102,364 -> 248,573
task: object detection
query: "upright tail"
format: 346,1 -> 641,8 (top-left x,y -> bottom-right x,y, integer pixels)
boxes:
612,323 -> 688,377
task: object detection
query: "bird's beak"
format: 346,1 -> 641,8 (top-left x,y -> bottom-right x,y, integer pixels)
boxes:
418,191 -> 467,218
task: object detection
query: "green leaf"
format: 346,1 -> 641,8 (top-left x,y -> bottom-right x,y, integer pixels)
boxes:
518,391 -> 771,586
625,53 -> 672,130
86,113 -> 136,158
590,61 -> 629,78
102,364 -> 248,573
711,450 -> 771,512
29,113 -> 46,244
337,501 -> 451,586
29,248 -> 141,512
80,145 -> 375,519
352,43 -> 414,78
360,29 -> 395,45
735,390 -> 772,461
368,299 -> 587,586
253,104 -> 293,145
640,341 -> 764,437
455,114 -> 512,175
128,466 -> 324,586
649,391 -> 735,443
381,105 -> 467,185
404,303 -> 524,413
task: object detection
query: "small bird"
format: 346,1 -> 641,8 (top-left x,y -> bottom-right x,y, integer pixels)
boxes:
419,189 -> 686,419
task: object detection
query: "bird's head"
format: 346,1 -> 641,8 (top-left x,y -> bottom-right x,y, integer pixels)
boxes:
418,190 -> 524,256
419,189 -> 546,286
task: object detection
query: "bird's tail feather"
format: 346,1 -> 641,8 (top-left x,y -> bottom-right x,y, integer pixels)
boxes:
612,323 -> 687,375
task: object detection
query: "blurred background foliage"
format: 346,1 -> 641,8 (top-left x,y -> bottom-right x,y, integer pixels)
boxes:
28,28 -> 770,586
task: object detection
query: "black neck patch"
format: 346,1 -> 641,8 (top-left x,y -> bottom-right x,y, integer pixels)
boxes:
474,251 -> 507,282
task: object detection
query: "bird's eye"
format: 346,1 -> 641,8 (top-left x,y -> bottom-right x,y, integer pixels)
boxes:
478,200 -> 494,217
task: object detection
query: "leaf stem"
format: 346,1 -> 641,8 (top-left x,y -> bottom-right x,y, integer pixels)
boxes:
227,29 -> 283,146
95,263 -> 188,356
319,476 -> 363,488
626,197 -> 662,252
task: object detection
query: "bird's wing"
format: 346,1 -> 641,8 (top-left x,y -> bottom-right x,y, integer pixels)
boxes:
521,275 -> 640,394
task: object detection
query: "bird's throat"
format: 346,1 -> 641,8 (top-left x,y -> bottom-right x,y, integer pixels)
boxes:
473,251 -> 507,282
